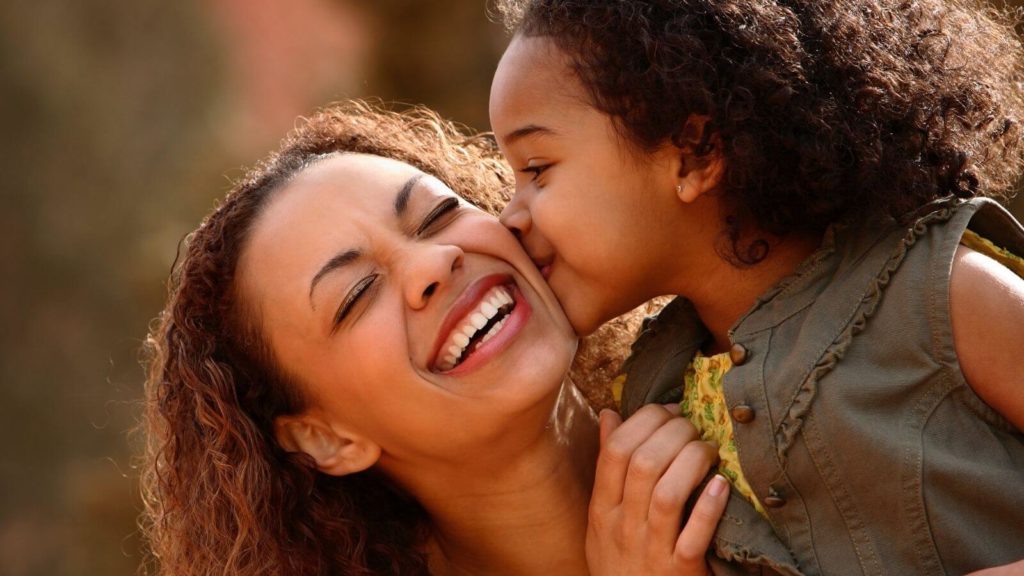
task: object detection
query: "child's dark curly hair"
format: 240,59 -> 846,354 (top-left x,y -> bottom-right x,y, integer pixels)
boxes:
495,0 -> 1024,262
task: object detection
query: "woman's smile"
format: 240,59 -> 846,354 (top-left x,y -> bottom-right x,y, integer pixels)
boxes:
432,275 -> 532,374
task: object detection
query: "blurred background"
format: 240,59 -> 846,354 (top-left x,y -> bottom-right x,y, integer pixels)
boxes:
0,1 -> 1021,575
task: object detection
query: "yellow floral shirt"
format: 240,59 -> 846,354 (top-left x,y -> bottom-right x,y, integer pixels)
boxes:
611,355 -> 765,515
610,354 -> 765,510
679,352 -> 766,515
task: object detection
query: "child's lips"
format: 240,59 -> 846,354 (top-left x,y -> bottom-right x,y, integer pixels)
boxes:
531,257 -> 553,280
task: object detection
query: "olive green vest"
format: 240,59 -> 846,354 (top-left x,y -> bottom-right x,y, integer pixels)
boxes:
620,198 -> 1024,575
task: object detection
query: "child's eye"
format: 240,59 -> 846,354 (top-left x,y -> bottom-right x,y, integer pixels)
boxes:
519,164 -> 550,182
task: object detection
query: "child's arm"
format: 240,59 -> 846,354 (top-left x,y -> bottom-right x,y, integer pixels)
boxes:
950,244 -> 1024,430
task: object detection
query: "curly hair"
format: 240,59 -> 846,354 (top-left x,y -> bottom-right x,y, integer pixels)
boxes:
494,0 -> 1024,263
140,101 -> 641,576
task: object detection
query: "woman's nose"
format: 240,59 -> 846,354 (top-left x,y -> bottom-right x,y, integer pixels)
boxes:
403,243 -> 464,310
499,193 -> 532,240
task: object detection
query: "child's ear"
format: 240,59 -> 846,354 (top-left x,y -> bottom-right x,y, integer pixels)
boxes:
674,115 -> 724,204
274,414 -> 381,476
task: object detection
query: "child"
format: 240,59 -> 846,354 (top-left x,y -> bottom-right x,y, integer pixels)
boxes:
489,0 -> 1024,574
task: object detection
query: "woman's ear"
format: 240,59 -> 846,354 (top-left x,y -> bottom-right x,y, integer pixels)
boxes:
674,115 -> 725,204
274,414 -> 381,476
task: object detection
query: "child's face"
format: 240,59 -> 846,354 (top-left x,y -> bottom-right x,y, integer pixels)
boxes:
490,35 -> 685,336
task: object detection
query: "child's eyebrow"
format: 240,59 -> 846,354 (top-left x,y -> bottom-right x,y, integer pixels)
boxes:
501,124 -> 556,146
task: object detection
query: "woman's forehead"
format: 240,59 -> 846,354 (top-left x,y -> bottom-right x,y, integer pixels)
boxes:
242,155 -> 463,295
288,154 -> 461,205
291,153 -> 422,195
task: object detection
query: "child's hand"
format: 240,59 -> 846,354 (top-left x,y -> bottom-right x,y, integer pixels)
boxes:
586,404 -> 730,576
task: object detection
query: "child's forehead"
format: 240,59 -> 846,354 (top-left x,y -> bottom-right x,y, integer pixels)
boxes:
493,36 -> 588,111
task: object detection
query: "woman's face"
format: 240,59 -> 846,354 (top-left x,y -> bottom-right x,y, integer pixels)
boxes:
237,153 -> 577,470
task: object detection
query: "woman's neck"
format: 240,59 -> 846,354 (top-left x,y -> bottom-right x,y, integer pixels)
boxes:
417,383 -> 599,576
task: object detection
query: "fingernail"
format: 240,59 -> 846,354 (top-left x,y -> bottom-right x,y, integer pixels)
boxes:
708,474 -> 728,497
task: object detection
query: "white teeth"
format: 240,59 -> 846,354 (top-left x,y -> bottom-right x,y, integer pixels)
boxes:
480,318 -> 506,344
436,284 -> 517,371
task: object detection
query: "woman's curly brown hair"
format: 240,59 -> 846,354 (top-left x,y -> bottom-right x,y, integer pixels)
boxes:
495,0 -> 1024,263
140,100 -> 640,576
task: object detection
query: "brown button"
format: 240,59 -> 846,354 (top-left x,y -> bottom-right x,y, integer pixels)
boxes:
764,488 -> 786,508
731,404 -> 755,423
729,343 -> 749,365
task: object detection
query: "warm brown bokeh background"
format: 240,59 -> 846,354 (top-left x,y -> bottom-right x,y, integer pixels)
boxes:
1,2 -> 1020,575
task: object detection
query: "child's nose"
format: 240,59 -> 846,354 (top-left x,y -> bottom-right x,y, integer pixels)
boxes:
499,194 -> 532,239
402,243 -> 464,310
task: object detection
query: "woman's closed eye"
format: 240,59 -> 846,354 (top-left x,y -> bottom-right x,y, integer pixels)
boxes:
332,273 -> 380,331
416,197 -> 460,236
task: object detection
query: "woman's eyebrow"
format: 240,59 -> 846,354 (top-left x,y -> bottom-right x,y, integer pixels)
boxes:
394,174 -> 424,217
308,249 -> 361,306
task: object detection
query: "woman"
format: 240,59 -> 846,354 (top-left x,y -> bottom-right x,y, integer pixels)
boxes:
140,101 -> 727,576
